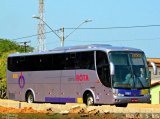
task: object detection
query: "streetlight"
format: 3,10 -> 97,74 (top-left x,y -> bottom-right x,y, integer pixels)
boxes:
59,19 -> 92,47
64,19 -> 92,39
32,15 -> 61,40
33,15 -> 92,47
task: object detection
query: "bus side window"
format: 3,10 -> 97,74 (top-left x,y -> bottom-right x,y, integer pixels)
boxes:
8,57 -> 16,71
8,56 -> 29,72
52,54 -> 65,70
76,51 -> 95,70
18,57 -> 26,71
64,53 -> 76,70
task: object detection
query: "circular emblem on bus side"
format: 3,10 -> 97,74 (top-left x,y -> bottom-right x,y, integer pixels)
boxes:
18,74 -> 25,89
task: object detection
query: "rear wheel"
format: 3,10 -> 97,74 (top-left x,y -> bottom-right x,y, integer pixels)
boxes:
26,92 -> 34,103
86,93 -> 94,106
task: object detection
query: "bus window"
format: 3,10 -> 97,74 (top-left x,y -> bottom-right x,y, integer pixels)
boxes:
96,51 -> 111,87
76,51 -> 95,70
8,57 -> 14,71
36,55 -> 53,70
64,53 -> 76,70
8,56 -> 26,71
52,54 -> 65,70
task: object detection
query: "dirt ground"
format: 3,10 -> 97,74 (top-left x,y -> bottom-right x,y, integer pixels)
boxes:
0,106 -> 48,114
0,100 -> 160,115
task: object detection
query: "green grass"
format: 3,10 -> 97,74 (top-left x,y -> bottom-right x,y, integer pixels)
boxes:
0,113 -> 126,119
0,113 -> 60,119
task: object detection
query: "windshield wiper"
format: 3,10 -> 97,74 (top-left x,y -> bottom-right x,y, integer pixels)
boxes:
138,78 -> 144,88
133,72 -> 145,88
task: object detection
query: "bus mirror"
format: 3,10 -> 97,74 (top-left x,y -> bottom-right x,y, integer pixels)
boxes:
110,62 -> 115,75
150,62 -> 157,75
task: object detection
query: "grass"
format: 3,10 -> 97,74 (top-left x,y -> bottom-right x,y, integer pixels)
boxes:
0,113 -> 126,119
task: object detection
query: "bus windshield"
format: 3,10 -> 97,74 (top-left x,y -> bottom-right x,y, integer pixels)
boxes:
109,51 -> 150,89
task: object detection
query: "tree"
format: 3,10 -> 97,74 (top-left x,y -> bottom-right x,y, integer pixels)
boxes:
0,51 -> 14,98
0,39 -> 33,54
0,39 -> 34,98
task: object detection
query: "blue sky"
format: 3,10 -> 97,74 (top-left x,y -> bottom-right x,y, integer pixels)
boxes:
0,0 -> 160,57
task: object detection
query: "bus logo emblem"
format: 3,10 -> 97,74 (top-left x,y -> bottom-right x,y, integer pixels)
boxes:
76,74 -> 89,81
18,72 -> 25,89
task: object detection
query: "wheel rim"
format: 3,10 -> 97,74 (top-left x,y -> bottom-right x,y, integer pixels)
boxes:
28,94 -> 33,103
87,96 -> 94,106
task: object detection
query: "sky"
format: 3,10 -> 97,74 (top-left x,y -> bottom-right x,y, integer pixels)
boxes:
0,0 -> 160,58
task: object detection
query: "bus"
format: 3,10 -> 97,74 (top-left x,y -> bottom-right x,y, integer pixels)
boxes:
7,44 -> 157,107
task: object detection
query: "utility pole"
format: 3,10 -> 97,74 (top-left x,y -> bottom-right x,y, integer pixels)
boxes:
60,27 -> 64,47
19,41 -> 30,52
37,0 -> 45,52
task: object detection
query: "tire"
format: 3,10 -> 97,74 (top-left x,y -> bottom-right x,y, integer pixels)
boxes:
86,93 -> 94,106
26,92 -> 34,103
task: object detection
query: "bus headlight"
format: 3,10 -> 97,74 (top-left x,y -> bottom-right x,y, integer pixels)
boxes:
144,93 -> 150,97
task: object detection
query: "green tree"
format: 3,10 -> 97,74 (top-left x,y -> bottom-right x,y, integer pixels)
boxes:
0,39 -> 33,54
0,39 -> 33,98
0,51 -> 14,98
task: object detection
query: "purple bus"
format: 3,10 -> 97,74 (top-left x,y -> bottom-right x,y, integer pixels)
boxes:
7,44 -> 157,107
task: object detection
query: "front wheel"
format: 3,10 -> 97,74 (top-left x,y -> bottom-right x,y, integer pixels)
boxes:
86,94 -> 94,106
26,92 -> 34,103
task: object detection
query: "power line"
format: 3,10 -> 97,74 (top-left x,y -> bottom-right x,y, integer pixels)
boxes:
65,24 -> 160,30
12,24 -> 160,41
46,37 -> 160,45
45,37 -> 160,45
12,31 -> 53,41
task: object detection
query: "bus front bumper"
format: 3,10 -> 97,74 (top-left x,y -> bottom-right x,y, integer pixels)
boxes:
113,94 -> 151,104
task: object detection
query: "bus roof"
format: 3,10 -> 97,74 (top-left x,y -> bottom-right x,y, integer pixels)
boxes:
8,44 -> 143,57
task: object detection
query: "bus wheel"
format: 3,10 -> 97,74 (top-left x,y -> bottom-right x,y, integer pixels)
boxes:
86,93 -> 94,106
27,92 -> 34,103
